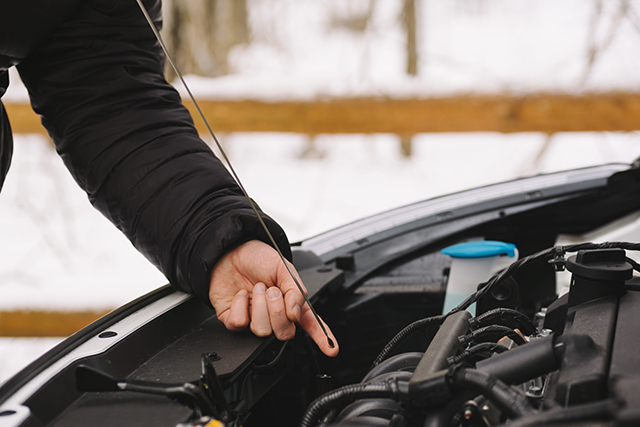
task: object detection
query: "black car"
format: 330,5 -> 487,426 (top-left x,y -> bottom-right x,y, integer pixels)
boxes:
1,161 -> 639,427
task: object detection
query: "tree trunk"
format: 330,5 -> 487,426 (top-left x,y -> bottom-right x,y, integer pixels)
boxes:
404,0 -> 418,76
161,0 -> 248,79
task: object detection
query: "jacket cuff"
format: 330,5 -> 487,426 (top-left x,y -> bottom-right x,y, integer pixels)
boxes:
173,208 -> 292,307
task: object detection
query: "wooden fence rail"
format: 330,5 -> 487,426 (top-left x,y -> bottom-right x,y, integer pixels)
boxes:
6,93 -> 640,136
0,310 -> 110,337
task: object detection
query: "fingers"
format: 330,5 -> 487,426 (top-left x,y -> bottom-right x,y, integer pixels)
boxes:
249,283 -> 271,336
274,260 -> 338,357
283,284 -> 305,323
223,290 -> 250,331
221,283 -> 338,357
266,287 -> 296,340
210,240 -> 338,357
298,305 -> 340,358
249,283 -> 296,340
281,272 -> 308,324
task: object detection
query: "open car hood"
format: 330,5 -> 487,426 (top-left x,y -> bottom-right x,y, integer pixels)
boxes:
1,162 -> 640,427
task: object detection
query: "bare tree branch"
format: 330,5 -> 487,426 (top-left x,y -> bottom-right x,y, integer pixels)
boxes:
581,0 -> 628,85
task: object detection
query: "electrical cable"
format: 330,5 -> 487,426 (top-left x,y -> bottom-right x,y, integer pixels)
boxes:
458,325 -> 527,346
469,308 -> 537,336
626,256 -> 640,273
370,315 -> 445,368
454,242 -> 640,313
446,342 -> 509,366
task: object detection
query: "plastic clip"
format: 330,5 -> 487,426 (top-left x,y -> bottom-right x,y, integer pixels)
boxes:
547,246 -> 566,272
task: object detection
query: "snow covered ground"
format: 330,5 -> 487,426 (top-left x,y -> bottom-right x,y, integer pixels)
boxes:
2,0 -> 640,384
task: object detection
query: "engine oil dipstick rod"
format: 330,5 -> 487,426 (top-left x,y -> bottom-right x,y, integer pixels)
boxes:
134,0 -> 334,349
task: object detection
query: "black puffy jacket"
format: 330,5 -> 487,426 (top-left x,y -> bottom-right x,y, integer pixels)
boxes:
0,0 -> 291,305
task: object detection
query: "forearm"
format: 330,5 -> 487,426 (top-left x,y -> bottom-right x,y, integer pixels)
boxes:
16,0 -> 291,303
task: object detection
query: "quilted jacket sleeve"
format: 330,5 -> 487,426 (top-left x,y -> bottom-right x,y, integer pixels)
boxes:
15,0 -> 292,305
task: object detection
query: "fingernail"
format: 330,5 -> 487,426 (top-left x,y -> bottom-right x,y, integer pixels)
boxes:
293,304 -> 301,321
237,290 -> 247,297
267,287 -> 281,300
254,283 -> 266,294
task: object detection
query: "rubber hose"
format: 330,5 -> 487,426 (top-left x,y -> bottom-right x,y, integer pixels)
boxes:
447,342 -> 509,366
300,380 -> 408,427
363,353 -> 422,383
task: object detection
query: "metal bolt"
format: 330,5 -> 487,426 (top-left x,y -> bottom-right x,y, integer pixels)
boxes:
206,352 -> 221,361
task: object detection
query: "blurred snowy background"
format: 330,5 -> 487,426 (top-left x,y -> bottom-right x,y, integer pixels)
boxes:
2,0 -> 640,383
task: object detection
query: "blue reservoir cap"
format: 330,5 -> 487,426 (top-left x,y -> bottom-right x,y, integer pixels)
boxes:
441,241 -> 517,259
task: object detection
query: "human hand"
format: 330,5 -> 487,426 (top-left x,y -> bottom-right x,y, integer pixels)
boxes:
209,240 -> 339,357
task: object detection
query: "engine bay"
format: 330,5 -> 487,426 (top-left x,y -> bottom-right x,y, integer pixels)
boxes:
2,163 -> 640,427
298,242 -> 640,427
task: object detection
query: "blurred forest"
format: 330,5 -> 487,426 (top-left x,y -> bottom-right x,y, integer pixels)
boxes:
161,0 -> 419,79
9,1 -> 640,154
154,0 -> 640,158
160,0 -> 640,85
162,0 -> 250,78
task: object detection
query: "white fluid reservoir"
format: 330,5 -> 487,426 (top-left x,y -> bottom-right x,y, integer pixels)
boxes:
441,241 -> 518,316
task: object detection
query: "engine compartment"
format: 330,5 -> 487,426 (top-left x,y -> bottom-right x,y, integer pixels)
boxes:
2,164 -> 640,427
301,243 -> 640,427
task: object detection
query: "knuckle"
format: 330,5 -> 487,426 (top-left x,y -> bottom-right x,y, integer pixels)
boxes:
275,325 -> 296,341
267,299 -> 286,315
227,317 -> 247,331
271,306 -> 286,317
251,324 -> 272,337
